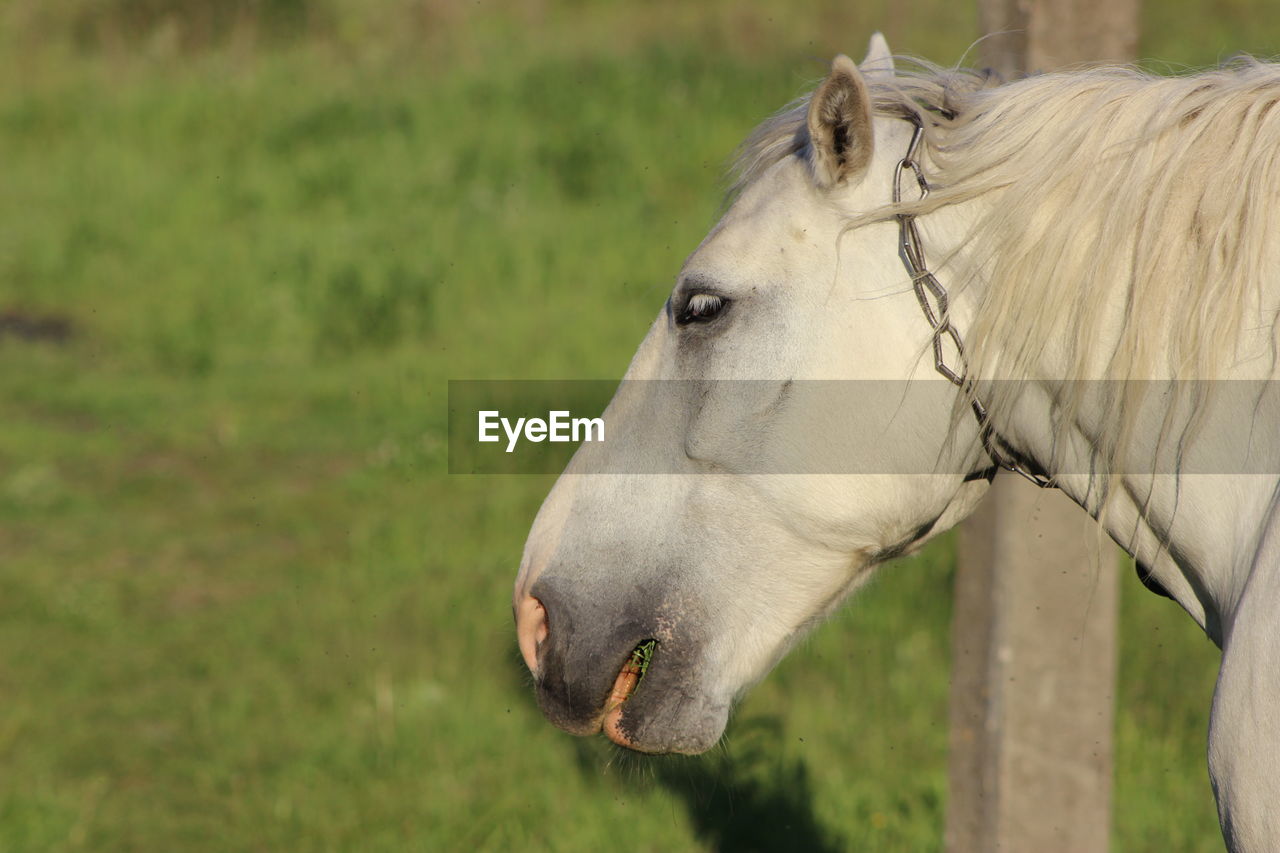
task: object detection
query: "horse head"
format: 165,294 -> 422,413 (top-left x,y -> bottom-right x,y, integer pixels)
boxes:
513,36 -> 994,754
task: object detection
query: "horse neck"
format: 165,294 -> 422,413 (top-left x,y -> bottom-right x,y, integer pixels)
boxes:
925,178 -> 1280,642
909,67 -> 1280,649
976,308 -> 1280,646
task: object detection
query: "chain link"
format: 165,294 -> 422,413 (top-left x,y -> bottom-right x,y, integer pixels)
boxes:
892,114 -> 1054,489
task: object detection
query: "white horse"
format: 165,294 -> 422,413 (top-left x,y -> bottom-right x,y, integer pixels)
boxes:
513,35 -> 1280,851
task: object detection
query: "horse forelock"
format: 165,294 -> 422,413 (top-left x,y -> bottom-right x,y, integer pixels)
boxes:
731,57 -> 1280,495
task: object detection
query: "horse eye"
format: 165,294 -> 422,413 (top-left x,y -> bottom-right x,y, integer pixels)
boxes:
677,293 -> 727,325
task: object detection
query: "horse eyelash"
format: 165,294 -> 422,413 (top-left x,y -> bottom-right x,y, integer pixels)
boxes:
677,293 -> 728,325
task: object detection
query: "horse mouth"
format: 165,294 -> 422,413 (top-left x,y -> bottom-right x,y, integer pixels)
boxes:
602,639 -> 657,750
530,609 -> 728,754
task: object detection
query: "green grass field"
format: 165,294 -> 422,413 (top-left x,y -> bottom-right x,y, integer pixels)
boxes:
1,1 -> 1275,849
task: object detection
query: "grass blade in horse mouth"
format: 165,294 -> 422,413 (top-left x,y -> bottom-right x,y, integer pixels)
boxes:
605,640 -> 657,712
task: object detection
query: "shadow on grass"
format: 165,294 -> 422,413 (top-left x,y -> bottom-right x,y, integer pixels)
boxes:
634,718 -> 843,853
504,652 -> 844,852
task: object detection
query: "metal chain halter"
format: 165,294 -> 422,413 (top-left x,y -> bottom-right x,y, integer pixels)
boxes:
892,113 -> 1054,489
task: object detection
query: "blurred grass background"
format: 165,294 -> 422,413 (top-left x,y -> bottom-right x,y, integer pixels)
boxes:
1,1 -> 1275,850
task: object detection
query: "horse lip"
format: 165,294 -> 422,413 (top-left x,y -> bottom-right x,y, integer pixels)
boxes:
602,703 -> 642,750
601,641 -> 657,750
530,620 -> 655,737
534,640 -> 659,745
596,641 -> 729,755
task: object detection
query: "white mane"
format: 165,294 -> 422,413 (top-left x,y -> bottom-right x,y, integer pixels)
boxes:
734,59 -> 1280,485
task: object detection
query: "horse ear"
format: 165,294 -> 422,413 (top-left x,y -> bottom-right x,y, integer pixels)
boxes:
806,54 -> 874,189
861,32 -> 895,79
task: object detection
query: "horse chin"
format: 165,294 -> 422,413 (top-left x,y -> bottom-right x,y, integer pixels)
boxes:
600,698 -> 728,755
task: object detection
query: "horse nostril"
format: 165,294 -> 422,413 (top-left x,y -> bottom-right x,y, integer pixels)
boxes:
515,595 -> 548,675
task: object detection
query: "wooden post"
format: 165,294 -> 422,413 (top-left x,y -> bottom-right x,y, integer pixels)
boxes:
946,2 -> 1139,851
977,0 -> 1140,78
948,483 -> 1119,851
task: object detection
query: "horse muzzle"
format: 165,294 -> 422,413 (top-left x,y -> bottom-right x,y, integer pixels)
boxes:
516,575 -> 729,753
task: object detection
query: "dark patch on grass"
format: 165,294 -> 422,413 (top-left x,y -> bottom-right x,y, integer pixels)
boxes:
310,263 -> 436,355
63,0 -> 321,52
267,100 -> 416,154
0,309 -> 73,345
